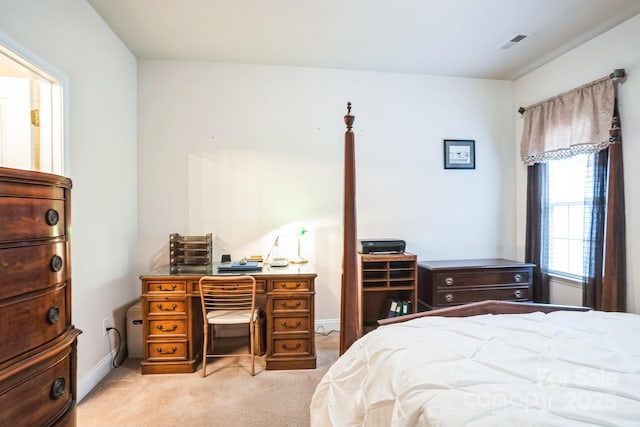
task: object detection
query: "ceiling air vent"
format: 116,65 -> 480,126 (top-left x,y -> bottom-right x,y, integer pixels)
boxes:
498,33 -> 531,50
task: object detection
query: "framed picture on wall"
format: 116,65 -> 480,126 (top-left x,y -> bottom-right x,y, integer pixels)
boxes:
444,139 -> 475,169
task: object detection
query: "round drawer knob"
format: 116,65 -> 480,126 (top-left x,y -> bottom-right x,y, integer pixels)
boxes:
47,306 -> 61,324
445,277 -> 454,286
50,377 -> 66,400
445,294 -> 454,303
514,274 -> 523,282
514,290 -> 522,298
50,255 -> 64,272
46,209 -> 60,226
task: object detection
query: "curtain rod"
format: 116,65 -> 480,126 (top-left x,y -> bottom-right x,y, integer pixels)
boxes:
518,68 -> 626,115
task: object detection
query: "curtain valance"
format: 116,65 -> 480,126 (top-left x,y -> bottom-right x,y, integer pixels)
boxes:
520,76 -> 615,165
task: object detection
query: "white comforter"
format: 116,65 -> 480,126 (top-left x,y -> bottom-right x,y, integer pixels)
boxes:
310,311 -> 640,426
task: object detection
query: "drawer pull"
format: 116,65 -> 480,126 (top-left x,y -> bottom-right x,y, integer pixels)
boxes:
280,321 -> 301,328
46,209 -> 60,226
157,346 -> 178,354
281,343 -> 301,350
50,377 -> 66,400
514,290 -> 522,298
445,277 -> 454,286
445,294 -> 454,303
47,306 -> 60,324
157,324 -> 178,332
514,274 -> 523,282
280,301 -> 301,309
280,282 -> 302,289
156,284 -> 177,291
156,303 -> 178,311
50,255 -> 63,272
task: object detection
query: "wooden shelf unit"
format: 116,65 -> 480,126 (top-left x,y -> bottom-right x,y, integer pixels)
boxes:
358,253 -> 417,333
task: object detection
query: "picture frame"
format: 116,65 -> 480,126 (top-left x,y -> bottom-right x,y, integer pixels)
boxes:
443,139 -> 475,169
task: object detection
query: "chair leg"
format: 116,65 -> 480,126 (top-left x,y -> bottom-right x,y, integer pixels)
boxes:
250,321 -> 255,376
201,323 -> 208,378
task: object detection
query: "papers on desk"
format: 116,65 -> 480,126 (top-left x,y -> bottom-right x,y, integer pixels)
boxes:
217,261 -> 263,272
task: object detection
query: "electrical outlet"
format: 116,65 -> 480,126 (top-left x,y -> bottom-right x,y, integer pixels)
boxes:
102,317 -> 113,336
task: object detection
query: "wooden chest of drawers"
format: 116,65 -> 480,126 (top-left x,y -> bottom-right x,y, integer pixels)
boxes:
0,167 -> 81,427
140,264 -> 316,374
418,258 -> 534,310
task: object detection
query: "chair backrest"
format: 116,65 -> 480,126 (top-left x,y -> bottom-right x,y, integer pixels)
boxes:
199,275 -> 257,318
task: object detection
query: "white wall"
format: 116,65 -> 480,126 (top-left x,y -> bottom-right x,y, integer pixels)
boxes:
515,13 -> 640,314
0,0 -> 138,399
138,60 -> 516,323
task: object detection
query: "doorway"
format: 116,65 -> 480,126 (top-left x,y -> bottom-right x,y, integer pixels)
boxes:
0,43 -> 63,175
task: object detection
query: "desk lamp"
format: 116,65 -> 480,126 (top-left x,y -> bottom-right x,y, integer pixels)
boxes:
289,228 -> 308,264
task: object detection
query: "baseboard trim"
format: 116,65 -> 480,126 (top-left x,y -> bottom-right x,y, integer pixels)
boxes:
77,343 -> 126,403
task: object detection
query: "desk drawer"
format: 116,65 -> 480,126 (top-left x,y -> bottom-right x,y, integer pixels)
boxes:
436,286 -> 531,306
147,340 -> 187,361
270,280 -> 311,292
144,280 -> 187,293
272,315 -> 310,334
148,319 -> 187,337
146,299 -> 187,315
434,268 -> 531,289
191,279 -> 266,294
270,295 -> 310,313
271,338 -> 311,357
0,241 -> 67,300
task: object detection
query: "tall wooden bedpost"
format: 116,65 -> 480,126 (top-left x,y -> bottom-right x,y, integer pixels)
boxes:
340,102 -> 361,354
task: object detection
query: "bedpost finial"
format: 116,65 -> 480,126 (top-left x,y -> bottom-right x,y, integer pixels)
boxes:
344,102 -> 355,130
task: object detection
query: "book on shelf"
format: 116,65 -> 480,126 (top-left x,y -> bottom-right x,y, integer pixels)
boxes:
384,299 -> 413,318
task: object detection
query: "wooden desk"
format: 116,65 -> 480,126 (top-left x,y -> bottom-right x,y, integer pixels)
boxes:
140,264 -> 317,374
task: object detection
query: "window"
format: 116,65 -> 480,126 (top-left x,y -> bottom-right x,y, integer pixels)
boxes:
545,154 -> 593,279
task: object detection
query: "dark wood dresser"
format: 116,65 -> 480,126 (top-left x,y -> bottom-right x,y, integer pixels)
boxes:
0,167 -> 81,426
418,258 -> 534,310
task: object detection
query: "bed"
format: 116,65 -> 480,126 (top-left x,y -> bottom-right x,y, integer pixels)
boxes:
310,300 -> 640,426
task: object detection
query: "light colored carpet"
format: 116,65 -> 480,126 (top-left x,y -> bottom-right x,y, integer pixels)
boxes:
77,332 -> 339,427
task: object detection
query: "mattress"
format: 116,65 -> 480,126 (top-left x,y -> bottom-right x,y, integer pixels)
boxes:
310,310 -> 640,426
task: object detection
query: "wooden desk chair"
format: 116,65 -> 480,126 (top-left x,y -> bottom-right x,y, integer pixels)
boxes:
198,275 -> 258,377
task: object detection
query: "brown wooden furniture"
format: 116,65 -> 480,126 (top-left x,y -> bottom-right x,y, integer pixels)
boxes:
418,258 -> 534,310
140,264 -> 317,374
378,299 -> 589,326
0,166 -> 81,426
359,253 -> 417,333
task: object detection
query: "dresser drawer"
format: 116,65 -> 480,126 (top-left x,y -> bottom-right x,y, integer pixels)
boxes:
270,279 -> 311,292
272,315 -> 310,334
144,280 -> 187,293
436,286 -> 531,306
148,319 -> 187,337
270,295 -> 310,313
146,298 -> 187,316
433,268 -> 531,289
147,340 -> 188,361
0,284 -> 69,364
0,198 -> 66,242
0,336 -> 74,426
271,338 -> 311,357
0,242 -> 67,300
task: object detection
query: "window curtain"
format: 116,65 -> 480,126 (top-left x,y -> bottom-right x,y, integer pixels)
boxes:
583,114 -> 626,311
524,163 -> 550,303
521,75 -> 626,311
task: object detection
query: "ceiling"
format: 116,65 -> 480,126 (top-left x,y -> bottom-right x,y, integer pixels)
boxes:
87,0 -> 640,80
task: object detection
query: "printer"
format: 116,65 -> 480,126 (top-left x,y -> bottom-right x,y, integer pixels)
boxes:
358,238 -> 406,254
